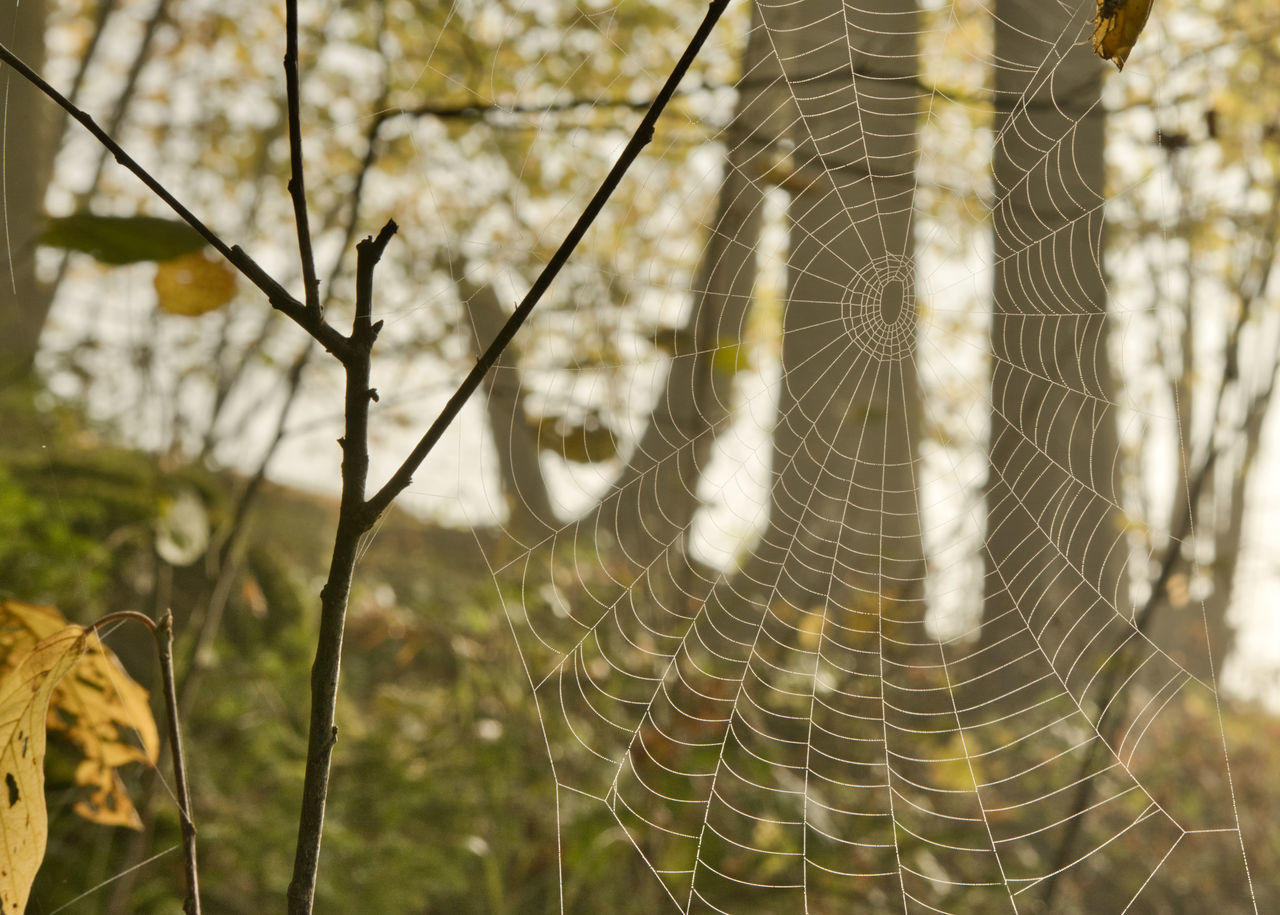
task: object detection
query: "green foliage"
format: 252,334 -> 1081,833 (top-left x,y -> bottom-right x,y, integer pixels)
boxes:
2,383 -> 1276,912
0,463 -> 106,609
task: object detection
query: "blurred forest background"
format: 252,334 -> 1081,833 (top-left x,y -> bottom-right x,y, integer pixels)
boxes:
2,0 -> 1279,911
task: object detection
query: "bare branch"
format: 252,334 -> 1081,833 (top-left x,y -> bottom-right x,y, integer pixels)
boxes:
364,0 -> 733,521
286,220 -> 396,914
0,39 -> 352,359
285,0 -> 321,316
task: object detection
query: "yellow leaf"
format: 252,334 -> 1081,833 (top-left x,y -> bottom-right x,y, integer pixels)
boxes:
0,627 -> 86,914
53,631 -> 159,830
0,601 -> 159,831
1092,0 -> 1155,71
0,603 -> 64,668
154,250 -> 237,316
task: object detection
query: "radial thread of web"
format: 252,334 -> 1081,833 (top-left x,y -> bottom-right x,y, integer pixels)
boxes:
470,2 -> 1257,912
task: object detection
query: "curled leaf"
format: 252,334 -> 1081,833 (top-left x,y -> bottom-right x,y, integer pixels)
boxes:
1093,0 -> 1155,71
53,632 -> 160,830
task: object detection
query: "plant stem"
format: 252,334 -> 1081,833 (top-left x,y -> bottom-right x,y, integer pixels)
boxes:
156,612 -> 201,915
89,610 -> 201,913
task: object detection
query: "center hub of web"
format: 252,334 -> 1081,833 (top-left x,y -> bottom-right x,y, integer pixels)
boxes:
840,253 -> 916,361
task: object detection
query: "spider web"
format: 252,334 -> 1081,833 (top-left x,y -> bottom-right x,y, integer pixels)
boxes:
460,0 -> 1259,912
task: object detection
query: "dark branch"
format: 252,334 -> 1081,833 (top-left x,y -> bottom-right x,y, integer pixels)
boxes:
394,90 -> 665,122
364,0 -> 733,520
284,0 -> 321,316
353,220 -> 397,345
286,221 -> 396,914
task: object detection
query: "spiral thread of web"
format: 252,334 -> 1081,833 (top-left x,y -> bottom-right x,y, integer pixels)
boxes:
473,1 -> 1255,911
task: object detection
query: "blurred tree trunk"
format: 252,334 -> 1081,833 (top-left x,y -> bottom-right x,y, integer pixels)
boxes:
669,1 -> 927,908
975,0 -> 1128,699
1144,166 -> 1280,683
603,0 -> 784,567
0,0 -> 55,387
460,274 -> 557,538
745,0 -> 924,618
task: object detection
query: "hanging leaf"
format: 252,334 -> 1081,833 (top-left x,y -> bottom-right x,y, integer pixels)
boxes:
0,601 -> 159,831
0,627 -> 86,915
154,251 -> 238,317
1092,0 -> 1155,71
41,212 -> 208,265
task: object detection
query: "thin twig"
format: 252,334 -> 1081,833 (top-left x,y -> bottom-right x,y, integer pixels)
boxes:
155,611 -> 201,915
88,610 -> 201,914
364,0 -> 732,521
284,0 -> 321,316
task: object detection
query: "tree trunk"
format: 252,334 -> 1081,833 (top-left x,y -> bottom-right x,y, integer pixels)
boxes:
650,1 -> 930,907
975,0 -> 1128,700
0,0 -> 55,388
602,0 -> 785,568
458,274 -> 557,538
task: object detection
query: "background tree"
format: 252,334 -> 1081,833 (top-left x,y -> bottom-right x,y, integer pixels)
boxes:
0,0 -> 55,385
977,0 -> 1125,693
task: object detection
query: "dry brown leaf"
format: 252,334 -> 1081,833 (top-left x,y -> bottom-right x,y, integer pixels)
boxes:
1093,0 -> 1155,71
0,627 -> 86,914
0,601 -> 158,831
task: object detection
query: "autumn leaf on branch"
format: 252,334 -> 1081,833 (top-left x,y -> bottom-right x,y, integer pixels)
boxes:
154,251 -> 239,317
